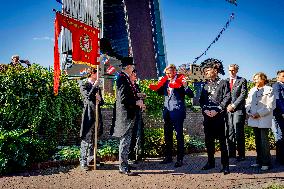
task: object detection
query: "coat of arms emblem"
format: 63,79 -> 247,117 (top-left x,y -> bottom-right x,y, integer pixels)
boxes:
80,33 -> 92,52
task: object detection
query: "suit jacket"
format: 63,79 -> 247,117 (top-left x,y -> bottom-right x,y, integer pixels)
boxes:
113,71 -> 138,138
199,78 -> 231,113
246,86 -> 275,128
273,81 -> 284,117
157,78 -> 194,121
228,76 -> 247,113
80,79 -> 104,140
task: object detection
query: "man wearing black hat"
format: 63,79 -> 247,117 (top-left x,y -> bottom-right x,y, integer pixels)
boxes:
199,58 -> 231,175
112,57 -> 143,176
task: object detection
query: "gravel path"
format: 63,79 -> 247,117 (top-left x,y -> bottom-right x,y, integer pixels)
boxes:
1,151 -> 284,189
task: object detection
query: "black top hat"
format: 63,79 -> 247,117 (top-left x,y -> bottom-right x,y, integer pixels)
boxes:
120,57 -> 135,67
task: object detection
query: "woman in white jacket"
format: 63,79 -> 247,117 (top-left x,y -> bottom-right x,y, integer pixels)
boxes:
246,72 -> 275,171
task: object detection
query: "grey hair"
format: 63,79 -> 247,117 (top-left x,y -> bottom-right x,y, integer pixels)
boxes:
229,64 -> 239,71
11,55 -> 20,60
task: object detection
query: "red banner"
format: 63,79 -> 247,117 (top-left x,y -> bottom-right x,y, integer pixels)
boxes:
54,12 -> 100,95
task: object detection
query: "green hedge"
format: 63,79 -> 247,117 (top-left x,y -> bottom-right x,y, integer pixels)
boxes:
0,64 -> 82,174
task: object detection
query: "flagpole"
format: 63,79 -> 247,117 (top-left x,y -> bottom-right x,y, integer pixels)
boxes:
93,0 -> 104,170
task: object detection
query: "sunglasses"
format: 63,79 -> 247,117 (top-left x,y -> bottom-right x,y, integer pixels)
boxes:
132,69 -> 137,73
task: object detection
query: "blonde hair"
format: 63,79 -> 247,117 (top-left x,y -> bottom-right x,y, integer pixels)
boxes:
164,64 -> 177,73
253,72 -> 269,84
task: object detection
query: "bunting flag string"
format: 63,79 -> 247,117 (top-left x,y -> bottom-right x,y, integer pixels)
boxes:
55,0 -> 63,5
192,13 -> 235,64
226,0 -> 237,6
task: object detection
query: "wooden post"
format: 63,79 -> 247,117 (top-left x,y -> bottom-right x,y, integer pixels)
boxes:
93,72 -> 99,170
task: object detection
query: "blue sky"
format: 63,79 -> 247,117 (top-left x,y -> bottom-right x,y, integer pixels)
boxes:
0,0 -> 283,80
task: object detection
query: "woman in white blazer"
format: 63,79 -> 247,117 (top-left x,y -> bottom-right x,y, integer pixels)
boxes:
245,72 -> 275,171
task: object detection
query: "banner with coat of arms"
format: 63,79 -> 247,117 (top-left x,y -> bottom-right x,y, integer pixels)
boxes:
54,12 -> 100,95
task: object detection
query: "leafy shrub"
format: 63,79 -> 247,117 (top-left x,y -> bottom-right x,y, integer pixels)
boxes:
101,92 -> 116,109
264,183 -> 284,189
184,135 -> 206,153
144,128 -> 205,157
0,64 -> 82,174
97,139 -> 119,160
138,79 -> 164,113
53,146 -> 80,161
144,128 -> 166,157
0,129 -> 55,174
245,126 -> 276,150
215,126 -> 276,151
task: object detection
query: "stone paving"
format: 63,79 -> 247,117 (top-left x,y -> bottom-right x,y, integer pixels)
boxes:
1,151 -> 284,189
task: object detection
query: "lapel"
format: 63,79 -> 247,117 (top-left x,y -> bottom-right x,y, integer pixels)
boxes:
232,76 -> 241,92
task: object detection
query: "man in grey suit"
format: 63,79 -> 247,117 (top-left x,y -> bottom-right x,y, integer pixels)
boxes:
79,67 -> 104,171
226,64 -> 248,161
112,57 -> 143,176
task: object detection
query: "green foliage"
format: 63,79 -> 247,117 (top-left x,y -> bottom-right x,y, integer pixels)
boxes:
97,139 -> 119,159
264,183 -> 284,189
215,126 -> 276,151
245,126 -> 276,151
144,128 -> 166,157
247,81 -> 255,91
48,129 -> 206,162
0,129 -> 55,174
53,146 -> 80,161
0,64 -> 82,174
184,135 -> 206,153
101,92 -> 116,108
138,79 -> 164,113
144,128 -> 205,157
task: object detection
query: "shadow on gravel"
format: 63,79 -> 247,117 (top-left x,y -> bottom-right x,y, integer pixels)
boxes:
3,152 -> 284,178
115,153 -> 284,176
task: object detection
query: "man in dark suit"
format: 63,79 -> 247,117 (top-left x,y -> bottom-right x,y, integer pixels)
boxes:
79,67 -> 104,171
128,69 -> 146,162
149,64 -> 194,167
273,70 -> 284,164
199,58 -> 231,175
112,57 -> 143,176
226,64 -> 247,161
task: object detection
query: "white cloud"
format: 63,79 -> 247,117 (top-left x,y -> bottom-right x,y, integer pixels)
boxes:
33,36 -> 55,42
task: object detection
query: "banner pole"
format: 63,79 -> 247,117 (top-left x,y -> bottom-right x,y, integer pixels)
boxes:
93,0 -> 104,171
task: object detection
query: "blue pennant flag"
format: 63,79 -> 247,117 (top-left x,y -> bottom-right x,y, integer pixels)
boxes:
56,0 -> 63,4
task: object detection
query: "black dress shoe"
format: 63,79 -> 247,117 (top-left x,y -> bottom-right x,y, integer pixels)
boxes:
160,158 -> 173,164
174,160 -> 183,168
119,170 -> 138,176
220,166 -> 230,175
201,162 -> 215,170
236,156 -> 245,162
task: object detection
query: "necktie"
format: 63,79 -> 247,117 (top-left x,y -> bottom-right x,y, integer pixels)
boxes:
230,78 -> 234,91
